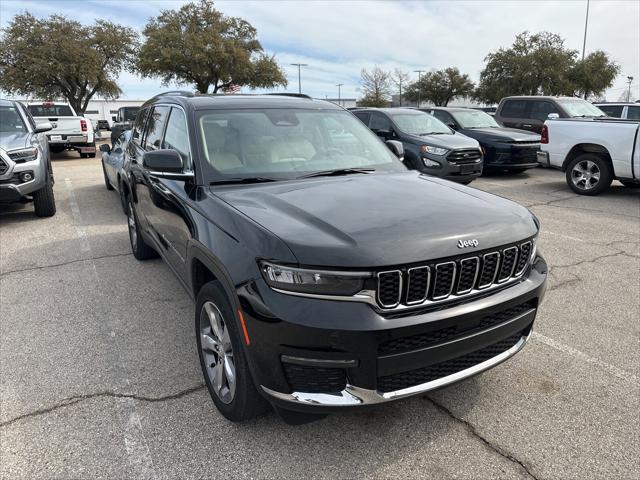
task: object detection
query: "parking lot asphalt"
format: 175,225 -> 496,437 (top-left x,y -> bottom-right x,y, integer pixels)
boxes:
1,145 -> 638,480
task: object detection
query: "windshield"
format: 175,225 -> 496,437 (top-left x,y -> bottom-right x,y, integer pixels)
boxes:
391,112 -> 451,135
557,99 -> 606,117
28,104 -> 74,117
0,105 -> 27,133
198,109 -> 405,182
451,110 -> 500,128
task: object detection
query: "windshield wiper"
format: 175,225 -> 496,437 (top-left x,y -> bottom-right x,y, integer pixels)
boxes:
298,168 -> 375,179
210,177 -> 281,185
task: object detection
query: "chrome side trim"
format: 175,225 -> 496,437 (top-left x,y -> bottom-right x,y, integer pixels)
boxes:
456,257 -> 480,295
498,246 -> 518,283
377,270 -> 402,308
261,333 -> 531,407
405,266 -> 430,305
432,261 -> 457,300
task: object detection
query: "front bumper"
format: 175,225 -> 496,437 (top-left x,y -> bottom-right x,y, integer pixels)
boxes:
420,153 -> 483,183
484,144 -> 540,169
240,256 -> 547,412
0,152 -> 47,202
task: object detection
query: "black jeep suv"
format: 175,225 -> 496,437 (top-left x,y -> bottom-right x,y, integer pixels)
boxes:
122,92 -> 547,423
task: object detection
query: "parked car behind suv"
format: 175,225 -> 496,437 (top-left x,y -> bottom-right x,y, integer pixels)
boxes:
110,106 -> 140,144
593,102 -> 640,120
426,107 -> 540,173
121,92 -> 547,423
494,96 -> 606,134
352,108 -> 483,184
0,99 -> 56,217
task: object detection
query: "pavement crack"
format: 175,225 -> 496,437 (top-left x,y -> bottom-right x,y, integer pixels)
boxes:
0,384 -> 205,429
426,397 -> 540,480
551,250 -> 639,270
0,252 -> 133,277
548,271 -> 582,292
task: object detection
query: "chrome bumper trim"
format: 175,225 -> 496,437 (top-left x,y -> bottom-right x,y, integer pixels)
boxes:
261,332 -> 531,407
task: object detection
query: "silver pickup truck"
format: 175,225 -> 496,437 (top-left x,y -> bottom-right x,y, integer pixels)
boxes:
537,117 -> 640,195
27,102 -> 96,158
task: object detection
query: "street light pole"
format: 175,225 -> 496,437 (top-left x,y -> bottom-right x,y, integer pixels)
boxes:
581,0 -> 590,61
290,63 -> 308,94
414,70 -> 425,107
336,83 -> 344,107
627,76 -> 634,102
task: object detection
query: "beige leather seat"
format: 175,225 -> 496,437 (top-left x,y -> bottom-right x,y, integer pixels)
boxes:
270,135 -> 316,163
203,124 -> 243,172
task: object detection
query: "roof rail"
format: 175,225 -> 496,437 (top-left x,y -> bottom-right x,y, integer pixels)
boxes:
266,93 -> 313,99
154,90 -> 195,98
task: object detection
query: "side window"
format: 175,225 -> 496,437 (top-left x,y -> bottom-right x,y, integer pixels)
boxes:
144,106 -> 170,151
597,105 -> 624,118
162,107 -> 191,167
432,110 -> 453,124
132,109 -> 148,145
530,101 -> 560,121
501,100 -> 527,118
626,106 -> 640,120
353,112 -> 370,125
369,112 -> 392,131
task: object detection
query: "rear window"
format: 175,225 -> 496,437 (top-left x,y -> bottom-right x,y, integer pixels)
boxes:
626,106 -> 640,120
597,105 -> 624,118
121,107 -> 140,121
28,104 -> 74,117
500,100 -> 527,118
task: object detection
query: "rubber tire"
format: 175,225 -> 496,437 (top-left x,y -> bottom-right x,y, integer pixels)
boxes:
33,182 -> 56,217
565,153 -> 613,196
127,197 -> 157,260
459,180 -> 473,185
620,181 -> 640,188
118,179 -> 128,214
196,281 -> 270,422
102,163 -> 114,190
88,142 -> 97,158
80,152 -> 88,159
510,168 -> 529,174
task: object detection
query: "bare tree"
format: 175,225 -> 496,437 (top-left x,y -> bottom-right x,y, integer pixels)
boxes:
392,68 -> 410,106
359,66 -> 392,107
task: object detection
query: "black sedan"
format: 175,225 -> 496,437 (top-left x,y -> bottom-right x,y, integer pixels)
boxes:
424,107 -> 541,173
100,129 -> 130,213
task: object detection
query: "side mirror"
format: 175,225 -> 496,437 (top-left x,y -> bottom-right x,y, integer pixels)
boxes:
447,123 -> 458,130
547,113 -> 560,120
142,149 -> 193,181
99,144 -> 111,153
385,140 -> 404,159
34,122 -> 53,133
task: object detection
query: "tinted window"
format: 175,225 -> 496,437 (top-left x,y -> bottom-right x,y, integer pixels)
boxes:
144,106 -> 170,150
27,104 -> 74,117
626,106 -> 640,120
596,105 -> 624,117
353,112 -> 370,125
0,105 -> 27,133
431,110 -> 454,124
369,112 -> 392,131
556,99 -> 605,117
162,107 -> 190,167
501,100 -> 527,118
131,109 -> 148,145
530,101 -> 560,121
121,107 -> 140,121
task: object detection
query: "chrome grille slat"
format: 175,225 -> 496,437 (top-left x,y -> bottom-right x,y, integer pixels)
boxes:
0,158 -> 8,175
374,240 -> 535,310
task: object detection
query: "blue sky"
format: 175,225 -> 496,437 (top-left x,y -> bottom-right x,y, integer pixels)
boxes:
1,0 -> 638,102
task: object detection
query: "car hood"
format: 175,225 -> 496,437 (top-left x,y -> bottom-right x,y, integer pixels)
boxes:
214,172 -> 537,268
460,127 -> 540,143
404,131 -> 479,149
0,131 -> 29,151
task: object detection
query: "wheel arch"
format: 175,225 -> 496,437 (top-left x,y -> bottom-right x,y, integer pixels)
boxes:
562,143 -> 613,172
189,243 -> 239,311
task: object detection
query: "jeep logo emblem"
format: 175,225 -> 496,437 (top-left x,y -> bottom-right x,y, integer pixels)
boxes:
457,239 -> 478,248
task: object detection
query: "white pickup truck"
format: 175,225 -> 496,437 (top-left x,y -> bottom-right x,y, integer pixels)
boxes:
537,117 -> 640,195
27,102 -> 96,158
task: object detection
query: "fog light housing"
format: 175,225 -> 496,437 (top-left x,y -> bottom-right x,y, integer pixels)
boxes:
20,171 -> 34,182
422,158 -> 442,168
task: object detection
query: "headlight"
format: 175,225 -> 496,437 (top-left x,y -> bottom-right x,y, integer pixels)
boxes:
420,145 -> 448,156
260,261 -> 370,296
8,147 -> 38,162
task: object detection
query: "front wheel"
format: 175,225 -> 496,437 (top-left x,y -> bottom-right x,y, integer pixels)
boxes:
196,281 -> 270,422
566,154 -> 612,196
33,182 -> 56,217
126,197 -> 157,260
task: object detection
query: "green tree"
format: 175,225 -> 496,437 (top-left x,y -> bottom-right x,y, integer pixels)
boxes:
358,66 -> 392,107
405,68 -> 475,106
137,0 -> 286,94
476,31 -> 577,104
570,51 -> 620,99
0,13 -> 137,113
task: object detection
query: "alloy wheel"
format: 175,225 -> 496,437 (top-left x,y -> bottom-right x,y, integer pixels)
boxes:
200,301 -> 236,404
127,200 -> 137,249
570,160 -> 600,191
